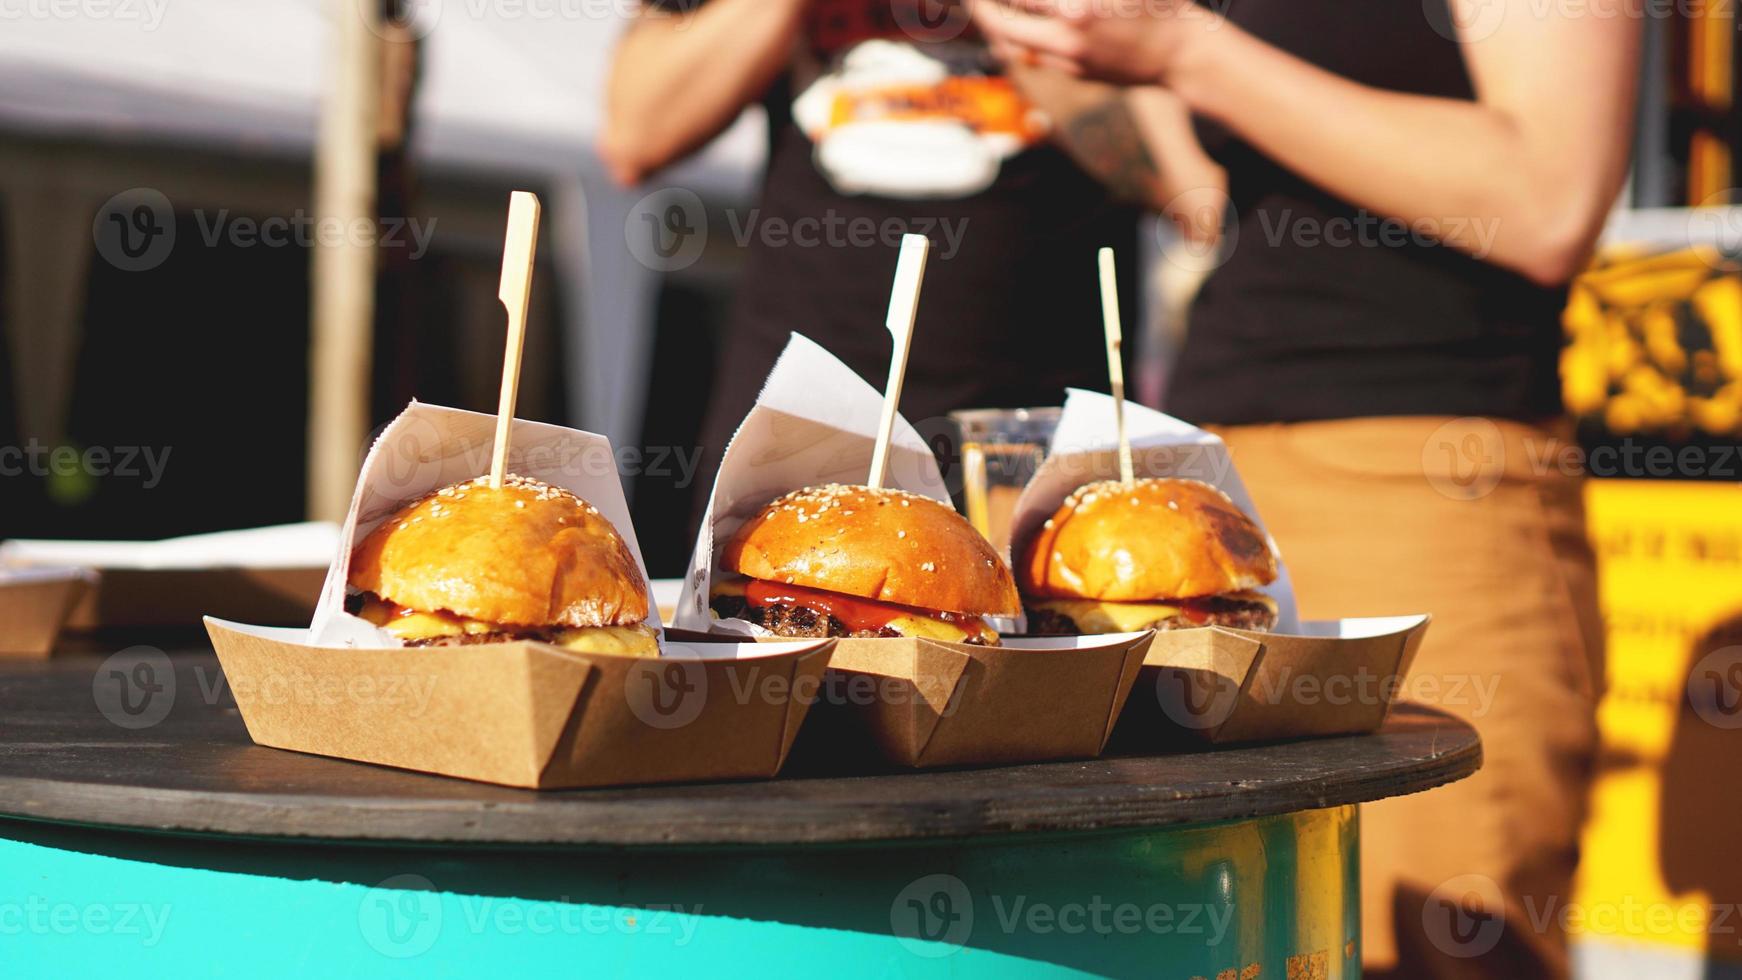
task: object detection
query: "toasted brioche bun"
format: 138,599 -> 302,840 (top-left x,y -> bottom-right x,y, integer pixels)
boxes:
1019,478 -> 1277,602
349,475 -> 649,629
720,484 -> 1020,617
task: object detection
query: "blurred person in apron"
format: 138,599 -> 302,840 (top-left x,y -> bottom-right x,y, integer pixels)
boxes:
971,1 -> 1639,977
603,0 -> 1224,516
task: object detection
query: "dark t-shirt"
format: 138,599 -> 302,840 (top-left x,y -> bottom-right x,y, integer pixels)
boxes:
1167,0 -> 1568,425
656,0 -> 1139,459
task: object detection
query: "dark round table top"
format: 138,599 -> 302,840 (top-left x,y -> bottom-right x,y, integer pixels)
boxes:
0,646 -> 1481,848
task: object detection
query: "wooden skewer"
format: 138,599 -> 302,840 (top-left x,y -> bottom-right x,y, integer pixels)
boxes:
867,234 -> 931,490
1098,247 -> 1135,485
489,191 -> 542,489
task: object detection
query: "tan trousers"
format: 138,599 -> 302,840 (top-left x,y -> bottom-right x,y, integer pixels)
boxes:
1212,417 -> 1604,980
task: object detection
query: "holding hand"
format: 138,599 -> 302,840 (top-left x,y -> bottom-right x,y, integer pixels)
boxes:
970,0 -> 1221,86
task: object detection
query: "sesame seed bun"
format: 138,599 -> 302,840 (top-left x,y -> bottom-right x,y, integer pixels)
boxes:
721,484 -> 1021,617
348,475 -> 649,629
1019,478 -> 1277,602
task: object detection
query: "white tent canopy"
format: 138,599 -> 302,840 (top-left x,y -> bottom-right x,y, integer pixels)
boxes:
1,0 -> 762,452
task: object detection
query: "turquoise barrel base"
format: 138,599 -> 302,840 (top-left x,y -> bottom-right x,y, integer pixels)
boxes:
0,805 -> 1359,978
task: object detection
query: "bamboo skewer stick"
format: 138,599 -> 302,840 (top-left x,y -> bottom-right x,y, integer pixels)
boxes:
1098,247 -> 1135,485
489,191 -> 542,489
867,234 -> 931,490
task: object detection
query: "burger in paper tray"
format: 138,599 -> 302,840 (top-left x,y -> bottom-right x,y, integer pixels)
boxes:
673,335 -> 1150,769
1008,390 -> 1431,744
204,402 -> 833,789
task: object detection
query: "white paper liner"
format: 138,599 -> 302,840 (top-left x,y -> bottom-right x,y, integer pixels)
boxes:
0,523 -> 337,571
1008,389 -> 1303,634
0,565 -> 99,588
672,333 -> 951,632
307,401 -> 660,648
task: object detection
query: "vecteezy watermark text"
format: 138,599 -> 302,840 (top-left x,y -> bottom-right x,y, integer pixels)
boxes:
93,188 -> 438,272
365,420 -> 704,496
0,0 -> 168,29
1256,208 -> 1501,259
357,872 -> 703,959
723,210 -> 969,260
625,187 -> 971,272
0,441 -> 171,489
1421,873 -> 1742,959
372,0 -> 676,41
93,648 -> 443,731
193,210 -> 437,260
890,873 -> 1236,959
1421,418 -> 1742,501
0,898 -> 171,947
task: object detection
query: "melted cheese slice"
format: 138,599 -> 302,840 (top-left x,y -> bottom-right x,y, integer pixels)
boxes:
1032,599 -> 1183,634
1032,591 -> 1277,633
552,625 -> 659,657
884,613 -> 991,645
358,597 -> 658,657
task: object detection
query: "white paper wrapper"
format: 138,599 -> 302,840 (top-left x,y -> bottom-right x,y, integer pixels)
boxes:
672,333 -> 950,631
1008,389 -> 1303,634
308,401 -> 660,648
1295,614 -> 1429,640
0,565 -> 100,588
1001,631 -> 1148,650
0,523 -> 337,570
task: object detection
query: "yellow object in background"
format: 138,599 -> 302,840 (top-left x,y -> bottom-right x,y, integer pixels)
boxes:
1574,480 -> 1742,967
1563,248 -> 1742,438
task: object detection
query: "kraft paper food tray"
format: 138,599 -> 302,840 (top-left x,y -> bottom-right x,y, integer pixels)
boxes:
206,619 -> 834,789
0,524 -> 335,629
680,629 -> 1153,768
673,335 -> 1150,766
796,631 -> 1153,768
210,402 -> 835,788
1129,615 -> 1432,744
0,567 -> 96,657
1009,392 -> 1434,742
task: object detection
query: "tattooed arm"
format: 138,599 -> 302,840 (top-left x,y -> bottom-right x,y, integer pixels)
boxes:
1007,65 -> 1227,244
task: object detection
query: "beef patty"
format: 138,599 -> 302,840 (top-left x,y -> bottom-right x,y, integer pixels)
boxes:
709,594 -> 994,645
